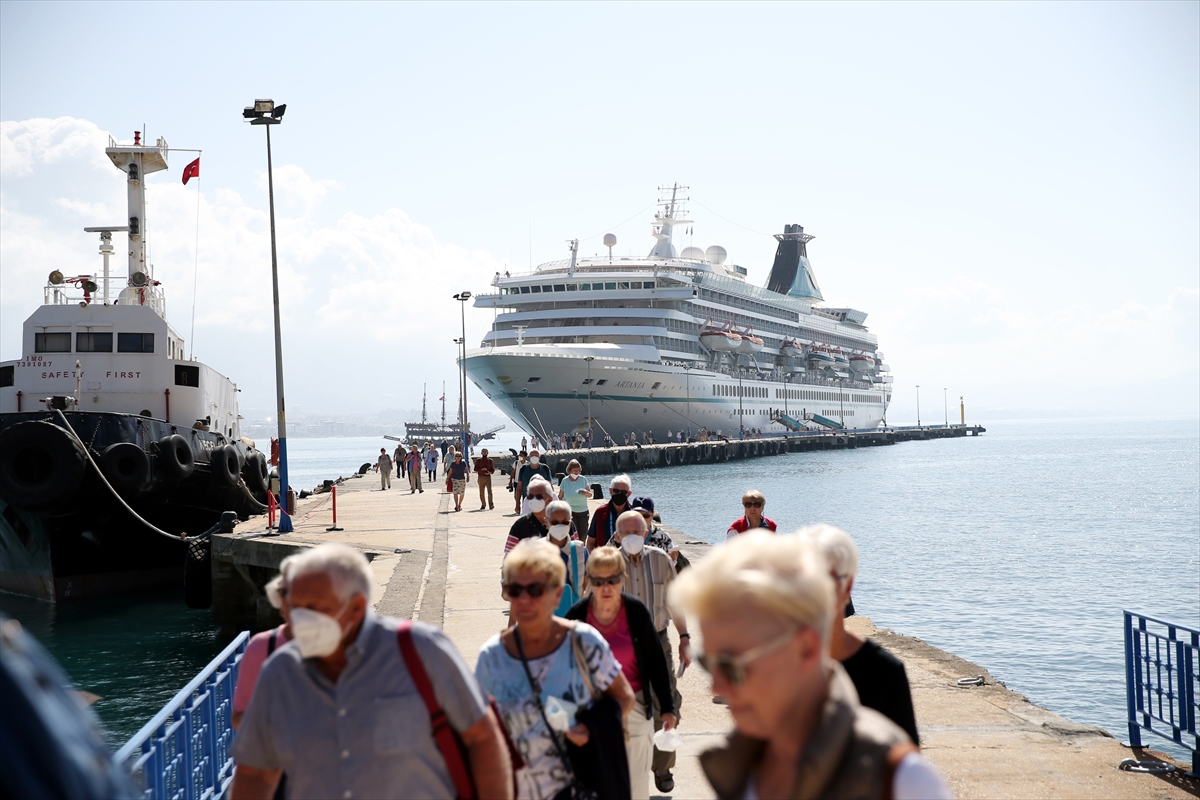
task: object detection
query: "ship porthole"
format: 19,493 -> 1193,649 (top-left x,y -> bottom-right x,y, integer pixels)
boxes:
140,409 -> 152,417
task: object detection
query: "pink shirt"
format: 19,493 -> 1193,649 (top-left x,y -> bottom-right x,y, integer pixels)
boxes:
233,624 -> 290,714
587,602 -> 641,694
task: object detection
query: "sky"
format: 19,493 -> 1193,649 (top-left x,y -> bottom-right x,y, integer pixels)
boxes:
2,1 -> 1197,425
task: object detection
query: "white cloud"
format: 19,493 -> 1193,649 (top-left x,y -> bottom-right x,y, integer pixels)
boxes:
1,116 -> 502,413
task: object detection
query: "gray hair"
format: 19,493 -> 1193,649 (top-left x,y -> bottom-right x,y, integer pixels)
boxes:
797,524 -> 860,581
546,500 -> 573,521
526,476 -> 553,496
288,543 -> 373,602
610,473 -> 632,490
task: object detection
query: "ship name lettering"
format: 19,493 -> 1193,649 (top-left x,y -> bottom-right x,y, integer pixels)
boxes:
614,381 -> 645,389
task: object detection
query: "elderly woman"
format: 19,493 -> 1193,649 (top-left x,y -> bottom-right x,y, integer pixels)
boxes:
565,547 -> 676,800
477,539 -> 636,800
798,524 -> 920,746
671,531 -> 950,800
448,450 -> 470,511
725,489 -> 777,539
546,499 -> 589,616
558,459 -> 593,539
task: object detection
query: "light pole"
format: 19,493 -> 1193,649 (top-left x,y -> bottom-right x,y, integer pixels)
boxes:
454,292 -> 472,454
916,384 -> 921,427
738,374 -> 745,438
944,387 -> 948,427
838,378 -> 845,429
682,363 -> 692,439
584,356 -> 594,448
243,98 -> 292,532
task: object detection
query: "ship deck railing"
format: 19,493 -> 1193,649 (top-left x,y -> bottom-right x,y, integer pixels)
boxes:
114,631 -> 249,800
1123,610 -> 1199,776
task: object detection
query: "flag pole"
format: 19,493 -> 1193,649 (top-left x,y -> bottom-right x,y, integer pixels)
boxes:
189,167 -> 200,361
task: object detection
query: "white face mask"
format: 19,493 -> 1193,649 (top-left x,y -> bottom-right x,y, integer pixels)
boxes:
549,524 -> 571,543
528,497 -> 546,513
530,457 -> 540,466
620,533 -> 644,556
289,602 -> 350,658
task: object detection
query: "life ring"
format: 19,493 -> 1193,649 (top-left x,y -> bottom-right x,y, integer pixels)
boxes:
663,448 -> 673,466
157,434 -> 195,481
0,420 -> 87,510
243,451 -> 269,493
100,442 -> 150,495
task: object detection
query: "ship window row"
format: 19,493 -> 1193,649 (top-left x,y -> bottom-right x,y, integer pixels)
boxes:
34,332 -> 155,353
580,379 -> 609,386
503,281 -> 656,295
775,388 -> 883,404
696,288 -> 799,323
653,336 -> 700,354
713,384 -> 769,398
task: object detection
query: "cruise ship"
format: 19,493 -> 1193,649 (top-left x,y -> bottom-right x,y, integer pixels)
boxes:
462,186 -> 893,442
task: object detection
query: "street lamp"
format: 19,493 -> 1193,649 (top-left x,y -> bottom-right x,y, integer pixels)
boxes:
916,385 -> 921,427
584,356 -> 594,448
944,387 -> 948,427
682,363 -> 692,440
243,98 -> 292,532
453,292 -> 472,454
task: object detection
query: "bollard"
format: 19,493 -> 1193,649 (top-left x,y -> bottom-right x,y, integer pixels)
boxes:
326,485 -> 344,532
267,489 -> 277,530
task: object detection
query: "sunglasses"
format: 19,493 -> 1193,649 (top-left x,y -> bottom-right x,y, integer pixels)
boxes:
743,501 -> 764,508
503,581 -> 555,599
588,574 -> 623,586
527,493 -> 548,500
694,629 -> 797,686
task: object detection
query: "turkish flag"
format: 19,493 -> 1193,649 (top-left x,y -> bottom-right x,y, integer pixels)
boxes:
182,157 -> 200,185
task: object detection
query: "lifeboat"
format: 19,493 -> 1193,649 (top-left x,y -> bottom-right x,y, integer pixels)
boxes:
736,334 -> 764,354
849,352 -> 876,372
781,339 -> 804,357
701,329 -> 741,352
831,347 -> 850,368
807,344 -> 836,368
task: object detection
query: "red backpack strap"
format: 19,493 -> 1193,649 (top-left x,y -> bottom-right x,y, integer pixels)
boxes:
397,621 -> 475,800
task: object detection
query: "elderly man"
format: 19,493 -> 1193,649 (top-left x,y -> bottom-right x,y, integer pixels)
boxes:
474,448 -> 496,510
230,544 -> 512,800
515,449 -> 552,515
503,476 -> 554,554
586,473 -> 634,551
610,510 -> 691,793
405,445 -> 423,494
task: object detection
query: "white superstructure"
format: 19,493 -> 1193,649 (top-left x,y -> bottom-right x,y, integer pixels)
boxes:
0,133 -> 241,437
463,186 -> 893,440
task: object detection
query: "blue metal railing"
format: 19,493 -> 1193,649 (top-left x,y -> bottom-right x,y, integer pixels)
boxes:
1124,610 -> 1199,776
115,632 -> 249,800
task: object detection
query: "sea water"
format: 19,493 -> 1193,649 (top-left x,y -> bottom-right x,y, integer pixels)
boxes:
2,418 -> 1196,751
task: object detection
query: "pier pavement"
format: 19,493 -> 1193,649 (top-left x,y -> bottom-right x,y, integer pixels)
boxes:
216,473 -> 1196,799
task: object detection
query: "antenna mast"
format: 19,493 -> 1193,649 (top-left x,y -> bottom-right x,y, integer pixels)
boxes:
421,383 -> 427,424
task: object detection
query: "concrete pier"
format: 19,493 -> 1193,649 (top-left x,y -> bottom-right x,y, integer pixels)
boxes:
212,469 -> 1194,798
490,424 -> 987,477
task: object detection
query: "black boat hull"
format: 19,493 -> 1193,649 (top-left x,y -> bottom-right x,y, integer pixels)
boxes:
0,411 -> 268,601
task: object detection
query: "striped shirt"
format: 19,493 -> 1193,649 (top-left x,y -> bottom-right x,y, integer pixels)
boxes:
620,545 -> 676,632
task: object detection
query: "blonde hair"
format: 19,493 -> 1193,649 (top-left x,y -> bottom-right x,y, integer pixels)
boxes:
265,553 -> 299,609
797,524 -> 860,581
669,530 -> 834,647
742,489 -> 766,506
587,546 -> 626,577
503,538 -> 566,586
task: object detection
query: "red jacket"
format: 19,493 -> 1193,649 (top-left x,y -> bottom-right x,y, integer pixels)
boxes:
727,515 -> 778,535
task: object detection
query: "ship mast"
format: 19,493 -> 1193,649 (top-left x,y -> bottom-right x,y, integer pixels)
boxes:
648,183 -> 692,259
421,383 -> 427,424
441,381 -> 446,428
104,132 -> 169,286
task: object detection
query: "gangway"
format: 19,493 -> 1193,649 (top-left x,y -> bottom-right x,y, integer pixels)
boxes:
809,413 -> 844,430
771,410 -> 807,432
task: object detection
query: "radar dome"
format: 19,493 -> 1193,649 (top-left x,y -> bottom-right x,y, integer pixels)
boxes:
603,233 -> 617,248
680,246 -> 706,261
706,245 -> 728,266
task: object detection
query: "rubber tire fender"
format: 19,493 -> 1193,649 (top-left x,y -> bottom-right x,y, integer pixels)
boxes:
0,420 -> 87,510
663,448 -> 672,466
210,444 -> 241,488
157,434 -> 195,482
100,442 -> 150,496
243,451 -> 269,494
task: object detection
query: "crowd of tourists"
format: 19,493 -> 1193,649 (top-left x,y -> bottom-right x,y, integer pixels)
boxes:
229,462 -> 950,800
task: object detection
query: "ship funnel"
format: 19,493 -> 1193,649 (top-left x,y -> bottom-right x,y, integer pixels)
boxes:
765,224 -> 823,301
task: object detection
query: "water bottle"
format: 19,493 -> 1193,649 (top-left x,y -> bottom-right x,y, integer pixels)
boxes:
544,696 -> 570,732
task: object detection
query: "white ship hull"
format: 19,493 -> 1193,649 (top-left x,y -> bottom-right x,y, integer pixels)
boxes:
464,346 -> 889,439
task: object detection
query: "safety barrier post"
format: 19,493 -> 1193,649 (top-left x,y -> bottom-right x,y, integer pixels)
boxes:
326,485 -> 344,532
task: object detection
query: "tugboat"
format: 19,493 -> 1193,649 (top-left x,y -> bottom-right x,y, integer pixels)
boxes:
0,130 -> 267,601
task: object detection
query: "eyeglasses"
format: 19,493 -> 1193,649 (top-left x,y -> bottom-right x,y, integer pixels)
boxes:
743,501 -> 764,508
503,581 -> 555,599
588,574 -> 623,586
693,629 -> 798,686
527,493 -> 548,500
